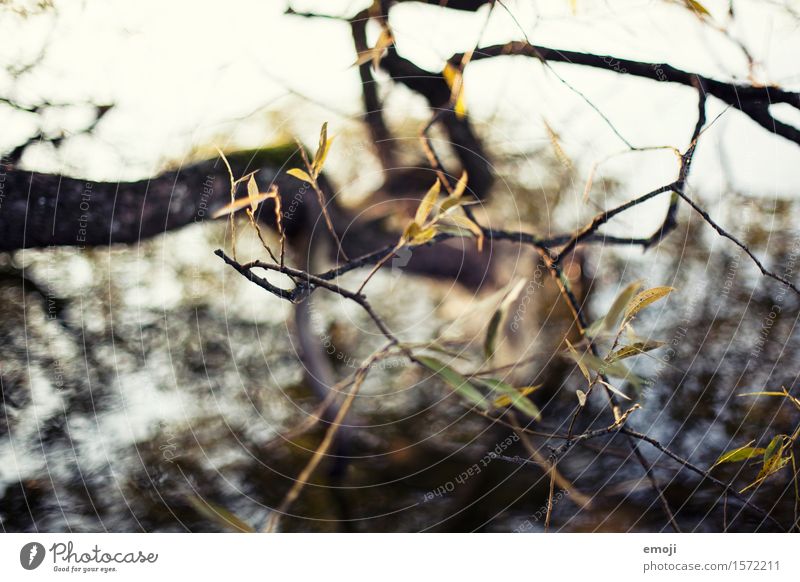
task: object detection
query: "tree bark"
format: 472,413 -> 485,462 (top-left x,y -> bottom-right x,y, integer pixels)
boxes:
0,155 -> 492,288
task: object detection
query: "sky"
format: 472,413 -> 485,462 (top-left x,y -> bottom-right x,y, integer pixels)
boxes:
0,0 -> 799,221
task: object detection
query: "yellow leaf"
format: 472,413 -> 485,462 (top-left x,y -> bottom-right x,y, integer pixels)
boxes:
683,0 -> 711,18
451,171 -> 468,199
623,286 -> 675,321
576,389 -> 587,406
439,197 -> 463,214
312,122 -> 332,178
211,191 -> 272,219
493,385 -> 541,409
403,220 -> 421,241
286,168 -> 313,183
409,225 -> 438,245
443,63 -> 467,119
415,179 -> 441,226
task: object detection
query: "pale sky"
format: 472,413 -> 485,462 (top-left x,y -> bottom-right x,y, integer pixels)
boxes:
1,0 -> 799,212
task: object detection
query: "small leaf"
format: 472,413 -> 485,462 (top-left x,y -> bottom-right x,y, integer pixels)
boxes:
442,63 -> 467,119
372,27 -> 393,69
417,356 -> 488,411
623,286 -> 674,321
565,339 -> 590,381
763,435 -> 786,465
451,171 -> 468,199
683,0 -> 711,18
447,214 -> 484,251
739,391 -> 790,398
409,225 -> 438,245
187,495 -> 255,533
480,378 -> 541,420
598,379 -> 631,400
286,168 -> 313,183
403,221 -> 421,241
712,442 -> 765,468
576,389 -> 587,406
415,179 -> 441,226
312,122 -> 332,178
484,279 -> 526,360
542,117 -> 572,168
439,197 -> 463,214
564,346 -> 644,390
211,191 -> 272,219
492,384 -> 541,408
607,340 -> 665,362
601,280 -> 643,332
246,176 -> 262,211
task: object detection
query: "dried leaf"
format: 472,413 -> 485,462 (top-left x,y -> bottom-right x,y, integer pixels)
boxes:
624,286 -> 675,321
372,28 -> 393,69
607,340 -> 665,362
576,389 -> 587,406
543,117 -> 572,168
211,191 -> 272,219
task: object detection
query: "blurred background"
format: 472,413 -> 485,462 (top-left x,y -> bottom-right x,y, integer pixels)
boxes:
1,0 -> 799,532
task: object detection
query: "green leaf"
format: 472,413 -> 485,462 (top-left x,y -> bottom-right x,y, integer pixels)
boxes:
712,442 -> 765,468
286,168 -> 313,183
623,286 -> 674,322
763,435 -> 786,465
417,356 -> 488,411
479,378 -> 541,420
564,347 -> 644,390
